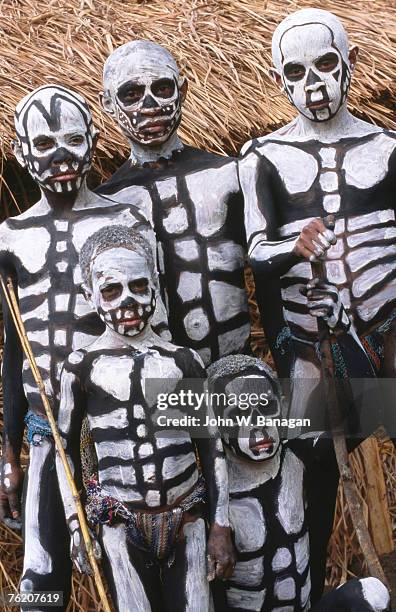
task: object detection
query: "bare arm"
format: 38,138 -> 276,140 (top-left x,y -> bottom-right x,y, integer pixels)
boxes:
56,358 -> 85,524
55,354 -> 100,573
239,147 -> 300,277
0,267 -> 27,525
239,146 -> 337,275
186,351 -> 235,580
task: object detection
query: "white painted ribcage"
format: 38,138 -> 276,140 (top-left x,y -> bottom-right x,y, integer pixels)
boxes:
87,348 -> 200,506
228,450 -> 310,611
20,281 -> 100,401
280,210 -> 396,337
95,433 -> 199,505
154,160 -> 250,364
6,204 -> 150,404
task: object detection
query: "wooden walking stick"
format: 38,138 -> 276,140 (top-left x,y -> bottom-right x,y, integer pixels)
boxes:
0,276 -> 112,612
312,216 -> 388,587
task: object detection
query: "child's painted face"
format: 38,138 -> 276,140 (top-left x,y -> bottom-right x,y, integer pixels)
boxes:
278,23 -> 350,122
15,89 -> 95,194
220,374 -> 282,462
90,247 -> 156,336
102,41 -> 184,148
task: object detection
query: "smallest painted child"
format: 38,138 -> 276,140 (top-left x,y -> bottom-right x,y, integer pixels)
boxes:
207,355 -> 390,612
55,225 -> 235,612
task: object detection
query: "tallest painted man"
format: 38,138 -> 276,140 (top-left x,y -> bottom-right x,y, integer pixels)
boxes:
97,40 -> 250,367
239,7 -> 396,602
240,8 -> 396,402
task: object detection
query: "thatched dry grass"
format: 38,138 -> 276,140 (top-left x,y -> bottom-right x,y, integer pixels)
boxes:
0,0 -> 395,172
0,0 -> 395,609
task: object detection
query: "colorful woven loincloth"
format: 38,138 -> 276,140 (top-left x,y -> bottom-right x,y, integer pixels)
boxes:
85,476 -> 206,565
276,308 -> 396,378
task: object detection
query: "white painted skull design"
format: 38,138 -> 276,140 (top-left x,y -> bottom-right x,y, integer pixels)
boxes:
13,85 -> 97,193
272,10 -> 353,122
102,40 -> 185,146
90,247 -> 156,336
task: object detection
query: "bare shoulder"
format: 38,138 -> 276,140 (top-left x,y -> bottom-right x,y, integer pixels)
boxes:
240,120 -> 298,158
95,183 -> 152,213
170,343 -> 206,373
1,199 -> 49,226
85,186 -> 148,207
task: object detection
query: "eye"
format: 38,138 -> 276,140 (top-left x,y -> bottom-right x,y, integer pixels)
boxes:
117,83 -> 145,105
151,79 -> 175,99
66,134 -> 85,146
284,63 -> 306,82
315,53 -> 339,73
33,136 -> 55,151
129,278 -> 149,294
100,283 -> 123,301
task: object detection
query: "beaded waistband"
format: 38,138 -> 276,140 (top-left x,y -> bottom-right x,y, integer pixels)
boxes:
85,475 -> 206,564
25,410 -> 52,446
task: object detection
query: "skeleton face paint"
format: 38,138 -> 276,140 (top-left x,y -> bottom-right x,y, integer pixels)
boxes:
222,375 -> 281,462
91,247 -> 156,337
279,24 -> 350,122
103,40 -> 185,147
272,9 -> 352,123
14,85 -> 96,193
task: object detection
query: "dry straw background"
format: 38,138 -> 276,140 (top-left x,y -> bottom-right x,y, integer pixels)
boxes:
0,0 -> 395,610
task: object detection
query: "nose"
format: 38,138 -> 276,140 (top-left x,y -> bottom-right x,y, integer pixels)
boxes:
140,94 -> 161,116
305,69 -> 325,92
51,147 -> 73,167
119,294 -> 137,309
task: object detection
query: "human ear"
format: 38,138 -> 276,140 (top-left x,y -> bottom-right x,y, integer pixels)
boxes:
80,282 -> 93,306
11,138 -> 27,168
179,78 -> 188,103
269,67 -> 283,88
99,90 -> 116,117
91,128 -> 100,156
348,46 -> 359,72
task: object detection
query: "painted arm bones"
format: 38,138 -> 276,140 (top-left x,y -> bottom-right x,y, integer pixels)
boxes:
186,357 -> 236,580
239,149 -> 336,278
55,357 -> 101,574
0,269 -> 27,526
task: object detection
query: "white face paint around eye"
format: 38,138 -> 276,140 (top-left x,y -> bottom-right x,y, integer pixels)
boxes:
15,87 -> 95,194
115,73 -> 181,146
279,23 -> 350,122
103,41 -> 184,147
223,375 -> 282,462
91,247 -> 156,337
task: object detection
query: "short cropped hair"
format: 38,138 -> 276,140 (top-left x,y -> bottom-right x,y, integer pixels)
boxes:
79,224 -> 155,289
207,354 -> 281,397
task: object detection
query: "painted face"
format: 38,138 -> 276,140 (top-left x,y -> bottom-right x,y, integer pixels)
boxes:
103,41 -> 184,147
221,374 -> 282,462
14,87 -> 95,193
279,23 -> 350,122
91,247 -> 156,337
113,72 -> 181,146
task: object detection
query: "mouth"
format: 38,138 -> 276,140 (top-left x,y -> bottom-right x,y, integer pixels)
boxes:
119,319 -> 141,328
137,118 -> 173,138
50,171 -> 78,182
307,100 -> 330,111
249,429 -> 275,454
118,309 -> 142,328
119,317 -> 141,327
